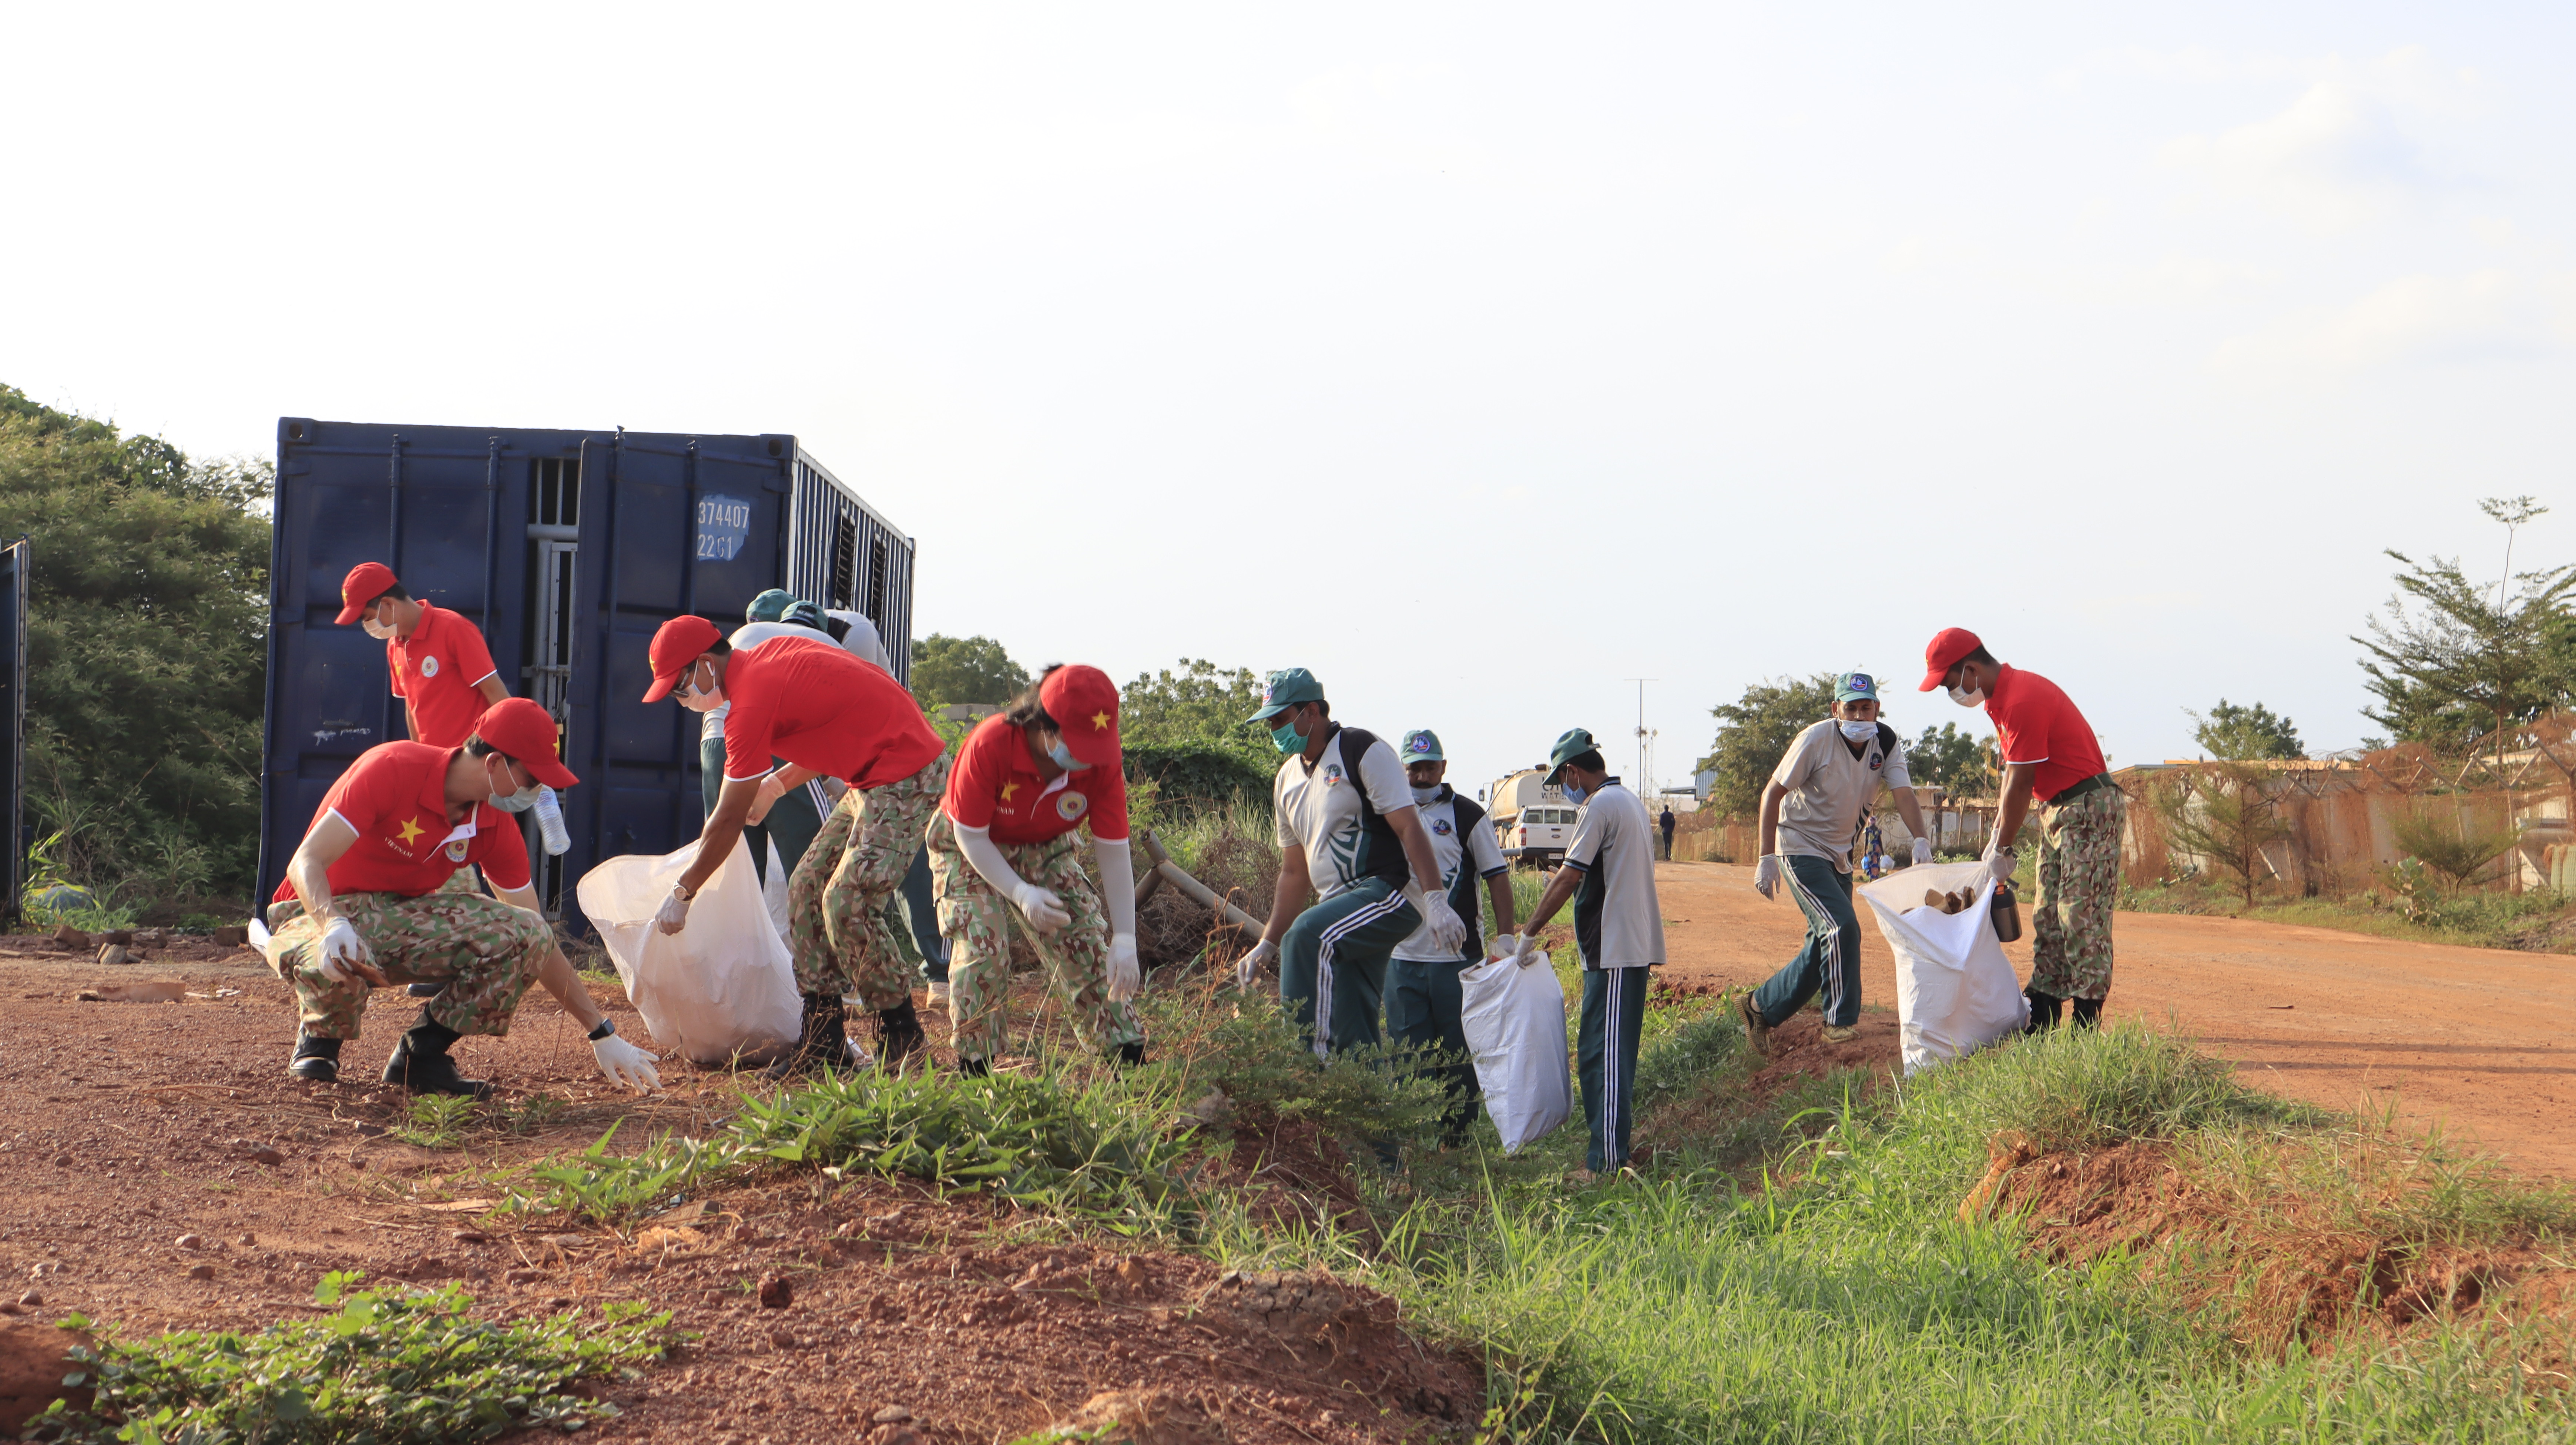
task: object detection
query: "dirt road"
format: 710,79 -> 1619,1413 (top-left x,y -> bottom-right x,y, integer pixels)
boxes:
1654,861 -> 2576,1179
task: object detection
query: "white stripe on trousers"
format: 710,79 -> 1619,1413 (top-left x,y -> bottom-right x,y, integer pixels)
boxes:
1602,966 -> 1629,1167
1312,887 -> 1412,1060
1778,859 -> 1849,1023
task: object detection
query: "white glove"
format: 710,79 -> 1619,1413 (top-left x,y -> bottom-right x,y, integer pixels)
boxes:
1512,932 -> 1542,969
1107,933 -> 1141,1003
1986,846 -> 2017,886
1912,837 -> 1934,866
590,1028 -> 662,1091
1753,855 -> 1782,901
1013,881 -> 1071,933
318,916 -> 374,983
1237,938 -> 1277,990
1421,893 -> 1468,955
654,888 -> 691,935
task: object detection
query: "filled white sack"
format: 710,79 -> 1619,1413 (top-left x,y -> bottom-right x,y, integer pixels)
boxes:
1855,861 -> 2030,1075
576,835 -> 802,1066
1459,949 -> 1573,1153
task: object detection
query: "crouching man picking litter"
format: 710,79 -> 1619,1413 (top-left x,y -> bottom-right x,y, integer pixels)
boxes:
1741,671 -> 1934,1055
1517,729 -> 1664,1176
1386,729 -> 1514,1146
645,615 -> 949,1075
269,699 -> 660,1098
929,665 -> 1144,1074
1236,669 -> 1468,1060
1920,628 -> 2122,1032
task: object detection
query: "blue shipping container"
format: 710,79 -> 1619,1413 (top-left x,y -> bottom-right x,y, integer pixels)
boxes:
259,419 -> 915,933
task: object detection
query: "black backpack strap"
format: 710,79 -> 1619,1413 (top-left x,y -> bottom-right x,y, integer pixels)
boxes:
1876,722 -> 1899,752
1331,726 -> 1410,888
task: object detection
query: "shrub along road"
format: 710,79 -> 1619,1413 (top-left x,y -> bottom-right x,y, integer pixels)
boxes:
1655,859 -> 2576,1179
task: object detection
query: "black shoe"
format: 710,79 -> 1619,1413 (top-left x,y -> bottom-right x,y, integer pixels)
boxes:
1112,1041 -> 1147,1069
381,1042 -> 495,1100
405,981 -> 448,999
2069,995 -> 2104,1029
878,1002 -> 928,1073
763,993 -> 852,1081
955,1055 -> 992,1079
2023,986 -> 2065,1035
288,1033 -> 341,1083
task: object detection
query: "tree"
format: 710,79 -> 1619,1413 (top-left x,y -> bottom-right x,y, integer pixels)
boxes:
908,634 -> 1027,710
2392,809 -> 2518,893
1906,721 -> 1992,795
0,385 -> 272,915
1695,674 -> 1837,820
2187,699 -> 2304,760
1118,658 -> 1274,811
2353,512 -> 2576,762
2153,763 -> 2290,909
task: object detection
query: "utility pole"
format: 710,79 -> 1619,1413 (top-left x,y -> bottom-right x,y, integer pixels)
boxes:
1625,678 -> 1658,795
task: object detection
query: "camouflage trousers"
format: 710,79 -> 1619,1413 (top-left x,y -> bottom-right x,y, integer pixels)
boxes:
2029,783 -> 2124,1001
265,891 -> 549,1040
925,813 -> 1139,1062
788,752 -> 947,1009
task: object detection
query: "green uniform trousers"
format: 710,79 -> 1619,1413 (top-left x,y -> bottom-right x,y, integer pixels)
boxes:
786,752 -> 947,1009
706,736 -> 928,976
266,891 -> 548,1041
2030,784 -> 2125,1002
1386,955 -> 1480,1142
924,814 -> 1140,1062
1279,877 -> 1420,1060
1578,965 -> 1651,1173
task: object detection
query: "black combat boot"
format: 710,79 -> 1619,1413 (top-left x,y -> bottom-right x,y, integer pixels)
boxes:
2069,995 -> 2104,1029
288,1032 -> 342,1083
763,993 -> 852,1081
955,1055 -> 992,1079
381,1012 -> 495,1100
2022,986 -> 2065,1035
878,1001 -> 928,1072
1112,1041 -> 1146,1069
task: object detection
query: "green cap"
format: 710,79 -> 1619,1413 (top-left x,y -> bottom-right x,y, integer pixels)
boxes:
1542,727 -> 1598,785
747,588 -> 797,624
1247,667 -> 1325,722
784,599 -> 829,631
1398,728 -> 1444,764
1835,671 -> 1879,704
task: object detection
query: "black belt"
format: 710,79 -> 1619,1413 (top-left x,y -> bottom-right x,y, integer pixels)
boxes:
2045,772 -> 2113,808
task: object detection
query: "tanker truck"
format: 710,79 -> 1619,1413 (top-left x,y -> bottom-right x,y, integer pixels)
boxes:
1488,767 -> 1577,868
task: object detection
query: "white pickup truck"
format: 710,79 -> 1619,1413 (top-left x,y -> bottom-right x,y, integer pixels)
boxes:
1488,767 -> 1577,868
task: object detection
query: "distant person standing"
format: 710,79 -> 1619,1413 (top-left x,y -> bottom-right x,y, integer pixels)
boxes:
1920,628 -> 2122,1032
338,562 -> 510,749
1741,672 -> 1933,1053
1658,805 -> 1676,860
1385,729 -> 1515,1146
1516,728 -> 1664,1177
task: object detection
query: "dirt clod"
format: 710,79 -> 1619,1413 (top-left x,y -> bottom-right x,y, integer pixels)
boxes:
94,945 -> 132,968
50,925 -> 88,951
176,1234 -> 202,1251
185,1264 -> 216,1281
250,1147 -> 284,1166
758,1272 -> 794,1309
1051,1388 -> 1228,1445
872,1405 -> 914,1423
0,1321 -> 97,1434
15,1294 -> 39,1309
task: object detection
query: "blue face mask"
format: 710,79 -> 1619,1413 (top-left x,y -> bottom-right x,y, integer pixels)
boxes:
1047,738 -> 1090,772
1562,781 -> 1589,805
1269,718 -> 1306,755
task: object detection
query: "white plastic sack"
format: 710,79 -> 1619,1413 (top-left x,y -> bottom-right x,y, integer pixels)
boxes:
576,836 -> 802,1066
1459,949 -> 1573,1153
1856,861 -> 2030,1075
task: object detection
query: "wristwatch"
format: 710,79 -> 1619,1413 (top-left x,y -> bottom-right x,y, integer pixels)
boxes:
586,1017 -> 616,1042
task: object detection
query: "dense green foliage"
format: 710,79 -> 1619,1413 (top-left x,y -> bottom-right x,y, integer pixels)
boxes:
2188,698 -> 2304,760
1695,673 -> 1836,818
908,632 -> 1030,710
1905,719 -> 1993,795
2354,511 -> 2576,758
0,386 -> 271,913
1119,658 -> 1274,811
39,1273 -> 666,1442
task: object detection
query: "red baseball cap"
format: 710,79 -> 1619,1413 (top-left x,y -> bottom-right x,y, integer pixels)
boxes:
643,615 -> 725,702
1918,627 -> 1985,691
1040,664 -> 1123,768
336,561 -> 399,625
469,698 -> 578,789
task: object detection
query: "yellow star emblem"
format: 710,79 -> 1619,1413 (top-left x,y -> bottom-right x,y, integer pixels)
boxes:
1091,710 -> 1111,731
394,816 -> 426,846
999,780 -> 1020,802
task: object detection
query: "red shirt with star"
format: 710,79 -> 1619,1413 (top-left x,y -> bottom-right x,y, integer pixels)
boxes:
721,636 -> 946,789
387,604 -> 501,748
941,714 -> 1130,846
270,741 -> 532,901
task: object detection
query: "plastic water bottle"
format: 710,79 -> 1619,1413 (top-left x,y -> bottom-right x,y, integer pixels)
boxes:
534,785 -> 570,856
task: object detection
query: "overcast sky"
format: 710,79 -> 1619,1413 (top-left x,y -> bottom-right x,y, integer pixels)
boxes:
7,3 -> 2572,798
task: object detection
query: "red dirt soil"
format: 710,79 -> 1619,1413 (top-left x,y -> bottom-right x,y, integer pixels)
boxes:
1654,861 -> 2576,1179
0,936 -> 1478,1444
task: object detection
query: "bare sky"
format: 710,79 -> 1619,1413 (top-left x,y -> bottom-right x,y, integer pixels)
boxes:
7,3 -> 2571,798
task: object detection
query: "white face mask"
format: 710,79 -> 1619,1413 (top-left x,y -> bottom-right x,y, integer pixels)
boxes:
1838,720 -> 1876,742
1410,783 -> 1441,805
674,661 -> 725,714
1948,683 -> 1986,708
360,608 -> 397,641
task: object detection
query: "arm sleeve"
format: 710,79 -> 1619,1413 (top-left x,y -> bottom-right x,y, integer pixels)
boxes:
1882,736 -> 1912,789
1356,738 -> 1412,814
1093,835 -> 1136,937
1564,804 -> 1606,871
1467,817 -> 1507,877
1769,725 -> 1818,789
721,711 -> 776,783
454,620 -> 498,688
1086,764 -> 1130,843
470,818 -> 533,894
1273,767 -> 1298,849
952,820 -> 1030,898
1990,700 -> 2047,765
942,725 -> 1000,831
387,646 -> 409,699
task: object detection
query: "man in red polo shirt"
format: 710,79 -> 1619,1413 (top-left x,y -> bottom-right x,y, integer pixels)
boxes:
337,562 -> 510,749
1919,628 -> 2124,1030
268,698 -> 662,1097
642,615 -> 950,1074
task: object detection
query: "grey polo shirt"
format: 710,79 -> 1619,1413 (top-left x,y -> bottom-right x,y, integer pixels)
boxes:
1564,779 -> 1664,970
1770,720 -> 1911,873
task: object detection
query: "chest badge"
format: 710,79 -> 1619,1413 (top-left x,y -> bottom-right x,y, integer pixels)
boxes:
421,655 -> 440,678
1868,751 -> 1882,771
1322,763 -> 1343,786
1054,791 -> 1089,822
1431,817 -> 1453,836
445,839 -> 470,861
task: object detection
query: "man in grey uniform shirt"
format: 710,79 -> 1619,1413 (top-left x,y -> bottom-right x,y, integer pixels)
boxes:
1517,727 -> 1663,1176
1385,728 -> 1516,1146
1741,671 -> 1934,1053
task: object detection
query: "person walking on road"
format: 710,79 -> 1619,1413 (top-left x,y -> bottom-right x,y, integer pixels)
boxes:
644,615 -> 948,1074
1658,805 -> 1676,860
1516,728 -> 1664,1176
1741,672 -> 1936,1053
927,665 -> 1145,1074
1920,628 -> 2122,1031
266,698 -> 660,1098
1385,729 -> 1515,1146
1236,669 -> 1469,1060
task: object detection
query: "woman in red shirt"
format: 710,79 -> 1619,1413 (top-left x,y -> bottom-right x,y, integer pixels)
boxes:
928,664 -> 1143,1073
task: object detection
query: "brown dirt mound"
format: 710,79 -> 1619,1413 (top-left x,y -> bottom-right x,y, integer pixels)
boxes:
1973,1136 -> 2576,1357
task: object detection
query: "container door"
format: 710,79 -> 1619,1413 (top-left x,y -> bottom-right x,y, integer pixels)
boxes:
561,435 -> 791,932
0,539 -> 26,925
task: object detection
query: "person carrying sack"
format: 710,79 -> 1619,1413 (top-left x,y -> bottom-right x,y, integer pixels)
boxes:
1236,669 -> 1468,1061
1919,628 -> 2123,1031
1741,671 -> 1935,1054
1384,729 -> 1516,1147
925,664 -> 1145,1074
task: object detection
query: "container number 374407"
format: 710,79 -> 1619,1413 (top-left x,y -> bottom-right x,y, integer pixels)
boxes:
695,494 -> 752,562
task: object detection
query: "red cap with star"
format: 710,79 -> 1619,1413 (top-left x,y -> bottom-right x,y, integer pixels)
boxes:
468,697 -> 579,789
336,561 -> 399,625
1040,664 -> 1122,768
643,615 -> 725,702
